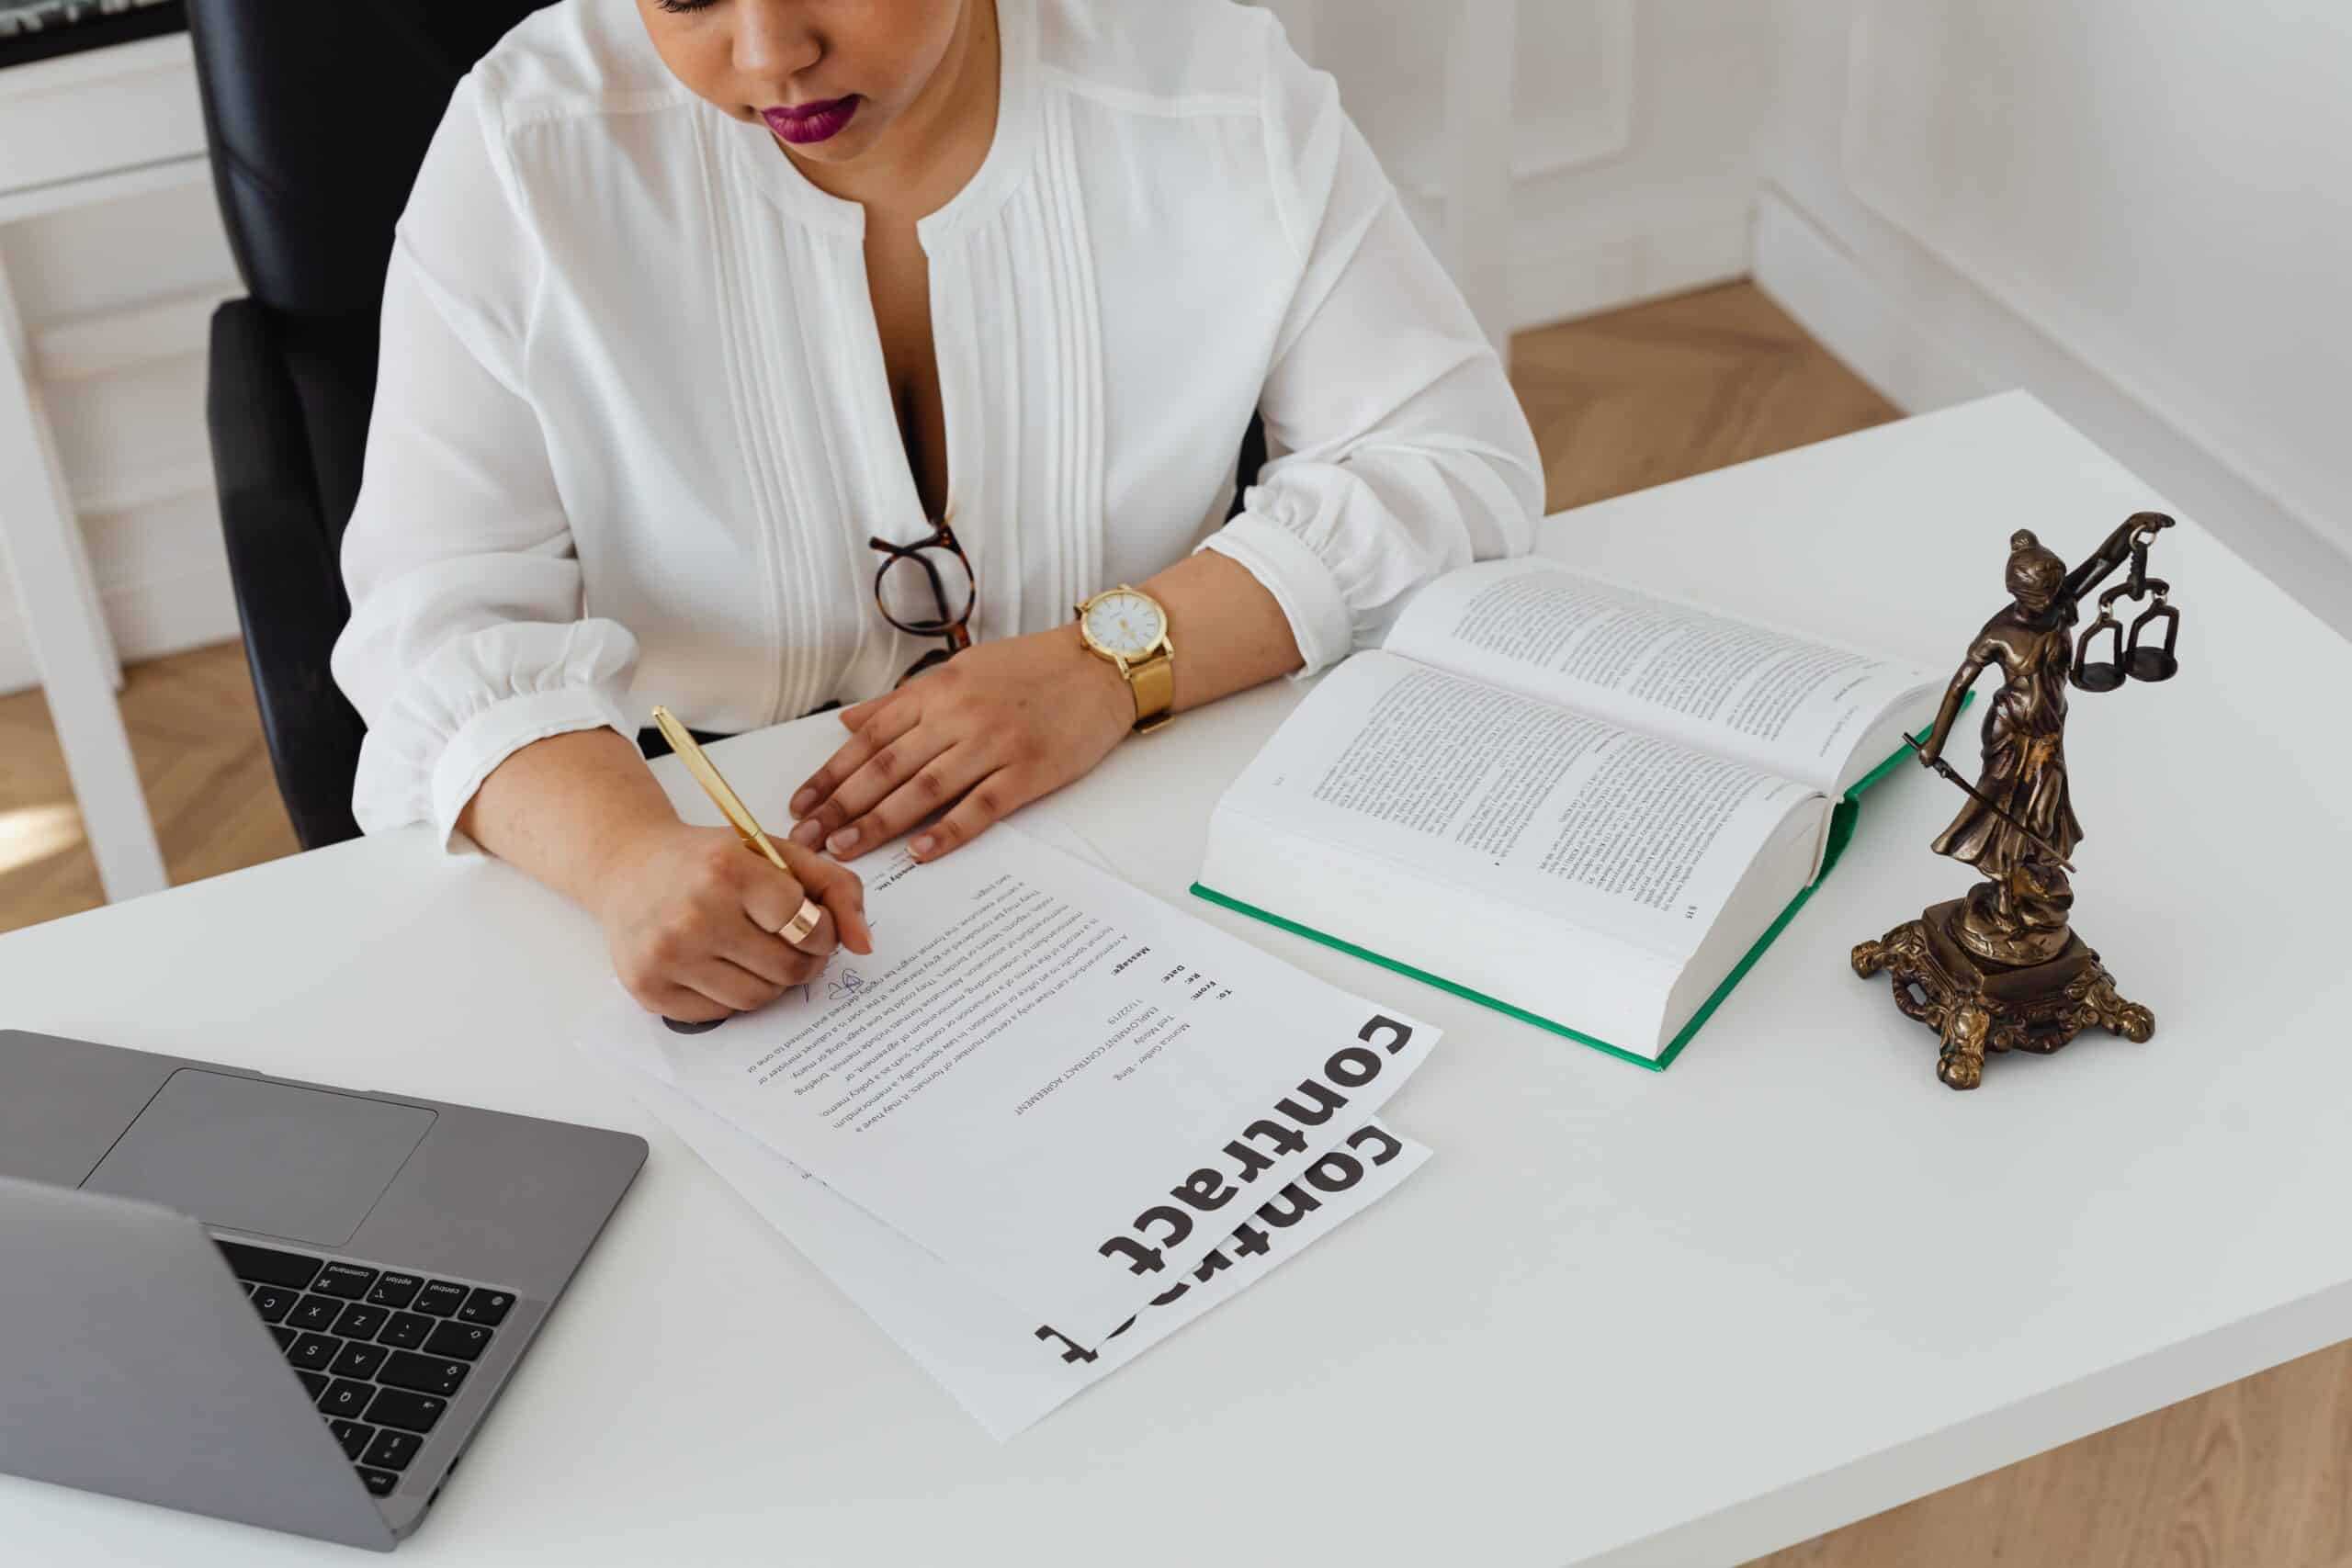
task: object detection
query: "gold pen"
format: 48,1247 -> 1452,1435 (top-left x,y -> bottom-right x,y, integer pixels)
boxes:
651,705 -> 825,945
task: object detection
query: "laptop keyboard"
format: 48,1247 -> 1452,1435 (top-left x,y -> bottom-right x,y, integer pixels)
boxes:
214,1239 -> 518,1499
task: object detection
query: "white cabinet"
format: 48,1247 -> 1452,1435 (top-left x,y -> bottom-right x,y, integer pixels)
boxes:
0,32 -> 208,209
0,32 -> 216,902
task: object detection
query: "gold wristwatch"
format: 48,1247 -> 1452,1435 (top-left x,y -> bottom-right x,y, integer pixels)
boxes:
1074,584 -> 1175,734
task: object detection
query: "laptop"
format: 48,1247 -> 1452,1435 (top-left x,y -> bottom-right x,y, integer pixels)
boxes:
0,1028 -> 647,1551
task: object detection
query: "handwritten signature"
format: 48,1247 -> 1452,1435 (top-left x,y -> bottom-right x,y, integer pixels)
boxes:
784,966 -> 871,1009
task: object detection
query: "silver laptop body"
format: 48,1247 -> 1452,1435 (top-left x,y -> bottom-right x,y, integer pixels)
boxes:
0,1028 -> 646,1550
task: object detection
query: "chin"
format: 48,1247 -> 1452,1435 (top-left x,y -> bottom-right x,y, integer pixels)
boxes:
789,137 -> 866,164
797,112 -> 890,164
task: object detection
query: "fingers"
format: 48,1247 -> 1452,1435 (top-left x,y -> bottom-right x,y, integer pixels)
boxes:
788,841 -> 874,953
824,744 -> 991,863
729,839 -> 871,970
735,852 -> 838,959
723,880 -> 833,989
788,697 -> 922,838
639,982 -> 729,1025
793,719 -> 954,856
837,692 -> 891,731
724,925 -> 831,989
906,765 -> 1033,863
675,957 -> 790,1015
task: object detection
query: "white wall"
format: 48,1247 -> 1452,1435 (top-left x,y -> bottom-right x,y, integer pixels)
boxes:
1754,0 -> 2352,637
6,2 -> 2345,700
1275,0 -> 1777,335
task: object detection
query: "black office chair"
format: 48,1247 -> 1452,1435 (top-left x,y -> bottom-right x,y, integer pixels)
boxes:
190,0 -> 560,850
192,0 -> 1268,849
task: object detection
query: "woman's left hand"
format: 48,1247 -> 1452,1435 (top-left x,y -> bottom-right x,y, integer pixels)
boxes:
786,626 -> 1136,863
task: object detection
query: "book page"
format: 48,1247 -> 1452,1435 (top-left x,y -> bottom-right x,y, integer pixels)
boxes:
1385,558 -> 1939,794
1219,653 -> 1822,962
577,1031 -> 1426,1441
577,822 -> 1438,1343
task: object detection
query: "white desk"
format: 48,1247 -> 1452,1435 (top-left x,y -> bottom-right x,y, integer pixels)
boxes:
3,392 -> 2348,1566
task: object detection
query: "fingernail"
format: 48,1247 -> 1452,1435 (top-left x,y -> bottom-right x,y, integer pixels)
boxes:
827,827 -> 859,853
911,834 -> 935,857
789,788 -> 817,815
789,819 -> 823,848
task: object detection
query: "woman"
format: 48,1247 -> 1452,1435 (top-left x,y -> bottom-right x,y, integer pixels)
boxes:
332,0 -> 1543,1024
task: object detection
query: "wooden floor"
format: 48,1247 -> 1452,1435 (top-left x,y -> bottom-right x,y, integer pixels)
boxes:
0,626 -> 297,929
3,281 -> 2345,1565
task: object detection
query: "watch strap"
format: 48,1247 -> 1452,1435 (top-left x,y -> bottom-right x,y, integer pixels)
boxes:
1125,649 -> 1174,734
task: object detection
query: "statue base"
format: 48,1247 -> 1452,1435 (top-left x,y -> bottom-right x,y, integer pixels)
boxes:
1850,899 -> 2154,1090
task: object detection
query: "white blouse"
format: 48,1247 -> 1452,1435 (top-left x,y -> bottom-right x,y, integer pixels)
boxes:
332,0 -> 1543,842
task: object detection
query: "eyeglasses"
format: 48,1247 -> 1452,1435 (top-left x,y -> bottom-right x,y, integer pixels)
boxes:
869,514 -> 975,683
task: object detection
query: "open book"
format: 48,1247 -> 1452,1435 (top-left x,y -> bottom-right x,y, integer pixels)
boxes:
1193,558 -> 1943,1068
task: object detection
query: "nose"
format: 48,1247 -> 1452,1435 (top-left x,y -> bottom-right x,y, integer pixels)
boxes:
732,1 -> 822,85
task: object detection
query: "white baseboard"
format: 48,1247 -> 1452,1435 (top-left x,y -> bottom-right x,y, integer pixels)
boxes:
0,571 -> 240,699
34,286 -> 234,384
0,496 -> 241,697
1751,184 -> 2352,642
1506,199 -> 1753,335
1748,188 -> 1990,412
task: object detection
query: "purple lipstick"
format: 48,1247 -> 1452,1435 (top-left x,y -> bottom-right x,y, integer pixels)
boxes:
763,96 -> 861,146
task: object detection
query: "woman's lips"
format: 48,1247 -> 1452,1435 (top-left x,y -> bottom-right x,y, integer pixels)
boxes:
763,96 -> 860,145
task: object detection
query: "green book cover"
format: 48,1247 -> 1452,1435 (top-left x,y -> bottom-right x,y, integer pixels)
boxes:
1190,700 -> 1962,1072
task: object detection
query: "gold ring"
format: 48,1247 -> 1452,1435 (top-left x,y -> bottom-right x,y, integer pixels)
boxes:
776,897 -> 825,948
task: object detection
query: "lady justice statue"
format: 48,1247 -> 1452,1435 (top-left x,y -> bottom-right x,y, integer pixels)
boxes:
1853,511 -> 2179,1089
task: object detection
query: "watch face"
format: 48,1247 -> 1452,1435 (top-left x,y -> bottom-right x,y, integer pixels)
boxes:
1083,590 -> 1165,658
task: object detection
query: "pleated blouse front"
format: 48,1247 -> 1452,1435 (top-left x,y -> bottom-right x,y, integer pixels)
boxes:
333,0 -> 1544,842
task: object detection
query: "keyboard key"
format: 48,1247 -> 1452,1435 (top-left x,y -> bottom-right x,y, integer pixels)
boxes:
287,1333 -> 343,1373
287,1295 -> 342,1334
367,1272 -> 424,1310
423,1321 -> 493,1362
414,1280 -> 468,1318
379,1351 -> 469,1398
316,1378 -> 374,1421
249,1285 -> 297,1324
330,1340 -> 390,1381
310,1262 -> 379,1300
356,1466 -> 399,1497
242,1282 -> 255,1297
333,1303 -> 390,1341
361,1428 -> 424,1472
271,1326 -> 297,1351
214,1240 -> 322,1291
297,1371 -> 329,1402
378,1312 -> 433,1350
363,1387 -> 447,1435
457,1288 -> 515,1327
329,1419 -> 374,1461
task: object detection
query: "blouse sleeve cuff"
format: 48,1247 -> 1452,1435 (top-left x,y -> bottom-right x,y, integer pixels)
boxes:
1198,513 -> 1356,677
429,684 -> 634,852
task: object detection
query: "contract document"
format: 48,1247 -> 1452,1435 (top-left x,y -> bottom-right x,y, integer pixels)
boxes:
577,1022 -> 1428,1438
587,821 -> 1441,1340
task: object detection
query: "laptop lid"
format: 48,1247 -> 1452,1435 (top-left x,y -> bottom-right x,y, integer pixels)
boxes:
0,1176 -> 398,1552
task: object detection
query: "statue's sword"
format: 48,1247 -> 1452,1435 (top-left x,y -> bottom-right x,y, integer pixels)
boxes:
1902,734 -> 2077,872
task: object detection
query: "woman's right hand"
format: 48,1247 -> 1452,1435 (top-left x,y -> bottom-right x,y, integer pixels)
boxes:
589,821 -> 874,1023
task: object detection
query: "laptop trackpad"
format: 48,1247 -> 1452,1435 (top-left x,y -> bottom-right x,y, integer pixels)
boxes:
83,1070 -> 435,1248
